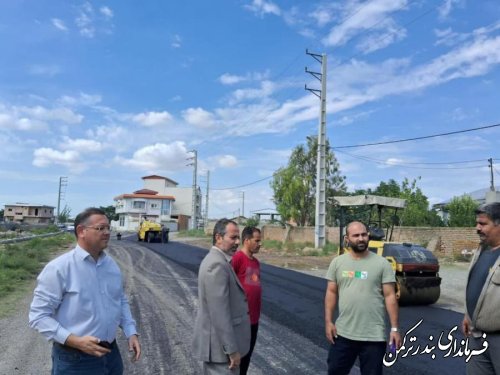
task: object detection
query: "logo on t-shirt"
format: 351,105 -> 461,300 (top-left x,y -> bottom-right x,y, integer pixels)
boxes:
342,270 -> 368,279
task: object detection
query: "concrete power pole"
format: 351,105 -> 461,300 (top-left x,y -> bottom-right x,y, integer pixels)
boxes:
187,150 -> 198,230
205,170 -> 210,227
241,191 -> 245,218
56,176 -> 68,224
488,158 -> 495,191
305,50 -> 327,249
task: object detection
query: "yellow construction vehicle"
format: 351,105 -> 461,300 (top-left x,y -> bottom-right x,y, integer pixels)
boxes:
333,195 -> 441,306
137,219 -> 164,243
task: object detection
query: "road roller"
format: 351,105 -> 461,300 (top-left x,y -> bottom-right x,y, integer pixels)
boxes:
333,194 -> 442,306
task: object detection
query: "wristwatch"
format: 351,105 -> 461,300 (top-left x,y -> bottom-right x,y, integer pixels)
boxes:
390,327 -> 399,332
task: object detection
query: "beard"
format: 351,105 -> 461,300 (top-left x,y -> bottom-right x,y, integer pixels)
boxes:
350,241 -> 367,253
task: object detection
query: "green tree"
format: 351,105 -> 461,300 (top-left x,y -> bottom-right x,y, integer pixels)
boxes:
0,209 -> 3,221
352,178 -> 443,227
447,195 -> 478,227
58,205 -> 72,223
99,205 -> 119,222
271,136 -> 346,226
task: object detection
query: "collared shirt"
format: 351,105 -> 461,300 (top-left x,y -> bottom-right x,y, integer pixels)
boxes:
214,246 -> 233,262
29,245 -> 137,344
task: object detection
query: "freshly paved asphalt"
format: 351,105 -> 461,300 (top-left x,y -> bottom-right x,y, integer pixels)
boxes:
127,236 -> 469,374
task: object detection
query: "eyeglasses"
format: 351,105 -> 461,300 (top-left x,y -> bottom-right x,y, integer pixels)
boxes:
84,225 -> 111,233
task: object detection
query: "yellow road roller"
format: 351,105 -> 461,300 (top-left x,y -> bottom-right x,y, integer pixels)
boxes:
333,195 -> 441,306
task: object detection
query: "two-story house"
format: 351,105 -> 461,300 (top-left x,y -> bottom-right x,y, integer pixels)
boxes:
114,189 -> 175,231
3,203 -> 55,224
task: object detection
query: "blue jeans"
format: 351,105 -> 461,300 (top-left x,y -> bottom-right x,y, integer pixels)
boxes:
327,335 -> 386,375
52,341 -> 123,375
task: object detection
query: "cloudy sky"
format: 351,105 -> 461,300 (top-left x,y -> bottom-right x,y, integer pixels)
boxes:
1,0 -> 499,219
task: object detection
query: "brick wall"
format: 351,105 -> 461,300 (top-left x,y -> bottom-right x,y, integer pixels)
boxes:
260,225 -> 479,255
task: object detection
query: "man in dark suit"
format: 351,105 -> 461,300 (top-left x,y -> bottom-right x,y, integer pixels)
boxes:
193,218 -> 251,374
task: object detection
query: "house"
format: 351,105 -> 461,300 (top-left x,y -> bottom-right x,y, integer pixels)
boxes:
3,203 -> 55,224
433,187 -> 500,223
114,189 -> 175,231
113,175 -> 202,232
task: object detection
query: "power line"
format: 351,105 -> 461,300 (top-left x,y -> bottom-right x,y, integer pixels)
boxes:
335,149 -> 486,169
332,123 -> 500,149
210,175 -> 273,191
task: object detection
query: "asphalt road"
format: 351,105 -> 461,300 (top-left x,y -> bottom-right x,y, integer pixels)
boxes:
0,237 -> 471,374
121,236 -> 470,375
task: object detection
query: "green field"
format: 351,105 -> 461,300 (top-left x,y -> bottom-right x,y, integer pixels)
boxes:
0,233 -> 74,317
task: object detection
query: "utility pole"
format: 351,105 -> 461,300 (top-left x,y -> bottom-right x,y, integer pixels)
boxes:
205,170 -> 210,227
187,150 -> 198,230
241,191 -> 245,218
56,176 -> 68,224
305,49 -> 327,249
488,158 -> 495,191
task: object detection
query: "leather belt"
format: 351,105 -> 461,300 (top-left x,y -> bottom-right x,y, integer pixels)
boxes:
54,340 -> 116,353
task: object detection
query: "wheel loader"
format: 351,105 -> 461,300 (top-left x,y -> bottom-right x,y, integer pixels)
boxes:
333,195 -> 441,305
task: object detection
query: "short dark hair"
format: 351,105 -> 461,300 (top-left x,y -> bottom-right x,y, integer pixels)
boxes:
345,221 -> 367,236
212,218 -> 238,245
475,203 -> 500,225
74,207 -> 107,237
241,226 -> 261,242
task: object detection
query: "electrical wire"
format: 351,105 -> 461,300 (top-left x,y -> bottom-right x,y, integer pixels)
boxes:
332,123 -> 500,149
210,175 -> 273,191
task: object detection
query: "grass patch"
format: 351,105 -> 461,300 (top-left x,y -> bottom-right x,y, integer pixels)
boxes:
262,240 -> 339,256
176,229 -> 208,238
0,233 -> 74,316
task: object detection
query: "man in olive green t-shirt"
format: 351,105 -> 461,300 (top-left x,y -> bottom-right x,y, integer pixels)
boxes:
324,221 -> 402,375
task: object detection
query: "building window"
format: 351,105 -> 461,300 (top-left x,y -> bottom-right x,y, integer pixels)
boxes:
119,216 -> 125,226
151,203 -> 159,209
161,200 -> 171,215
133,201 -> 145,209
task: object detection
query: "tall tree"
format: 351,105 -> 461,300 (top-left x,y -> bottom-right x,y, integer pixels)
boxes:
58,205 -> 72,223
0,209 -> 3,221
271,136 -> 346,226
447,195 -> 478,227
99,205 -> 119,222
352,178 -> 443,227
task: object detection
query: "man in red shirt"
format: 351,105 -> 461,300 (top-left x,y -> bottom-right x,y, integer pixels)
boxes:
231,226 -> 262,375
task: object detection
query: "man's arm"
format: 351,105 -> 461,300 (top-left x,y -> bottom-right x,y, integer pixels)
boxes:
28,264 -> 72,344
324,281 -> 338,344
204,261 -> 240,359
382,283 -> 402,349
119,293 -> 141,361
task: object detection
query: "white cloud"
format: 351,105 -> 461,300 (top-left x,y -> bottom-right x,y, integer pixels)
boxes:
100,6 -> 113,19
75,2 -> 95,38
219,73 -> 247,85
438,0 -> 463,20
58,93 -> 102,107
132,111 -> 173,127
28,64 -> 61,77
219,71 -> 270,85
244,0 -> 281,17
182,107 -> 216,128
60,137 -> 104,153
216,155 -> 238,168
51,18 -> 68,31
0,116 -> 46,131
322,0 -> 408,50
171,34 -> 182,48
115,142 -> 191,171
228,80 -> 276,105
33,147 -> 86,172
18,105 -> 83,124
